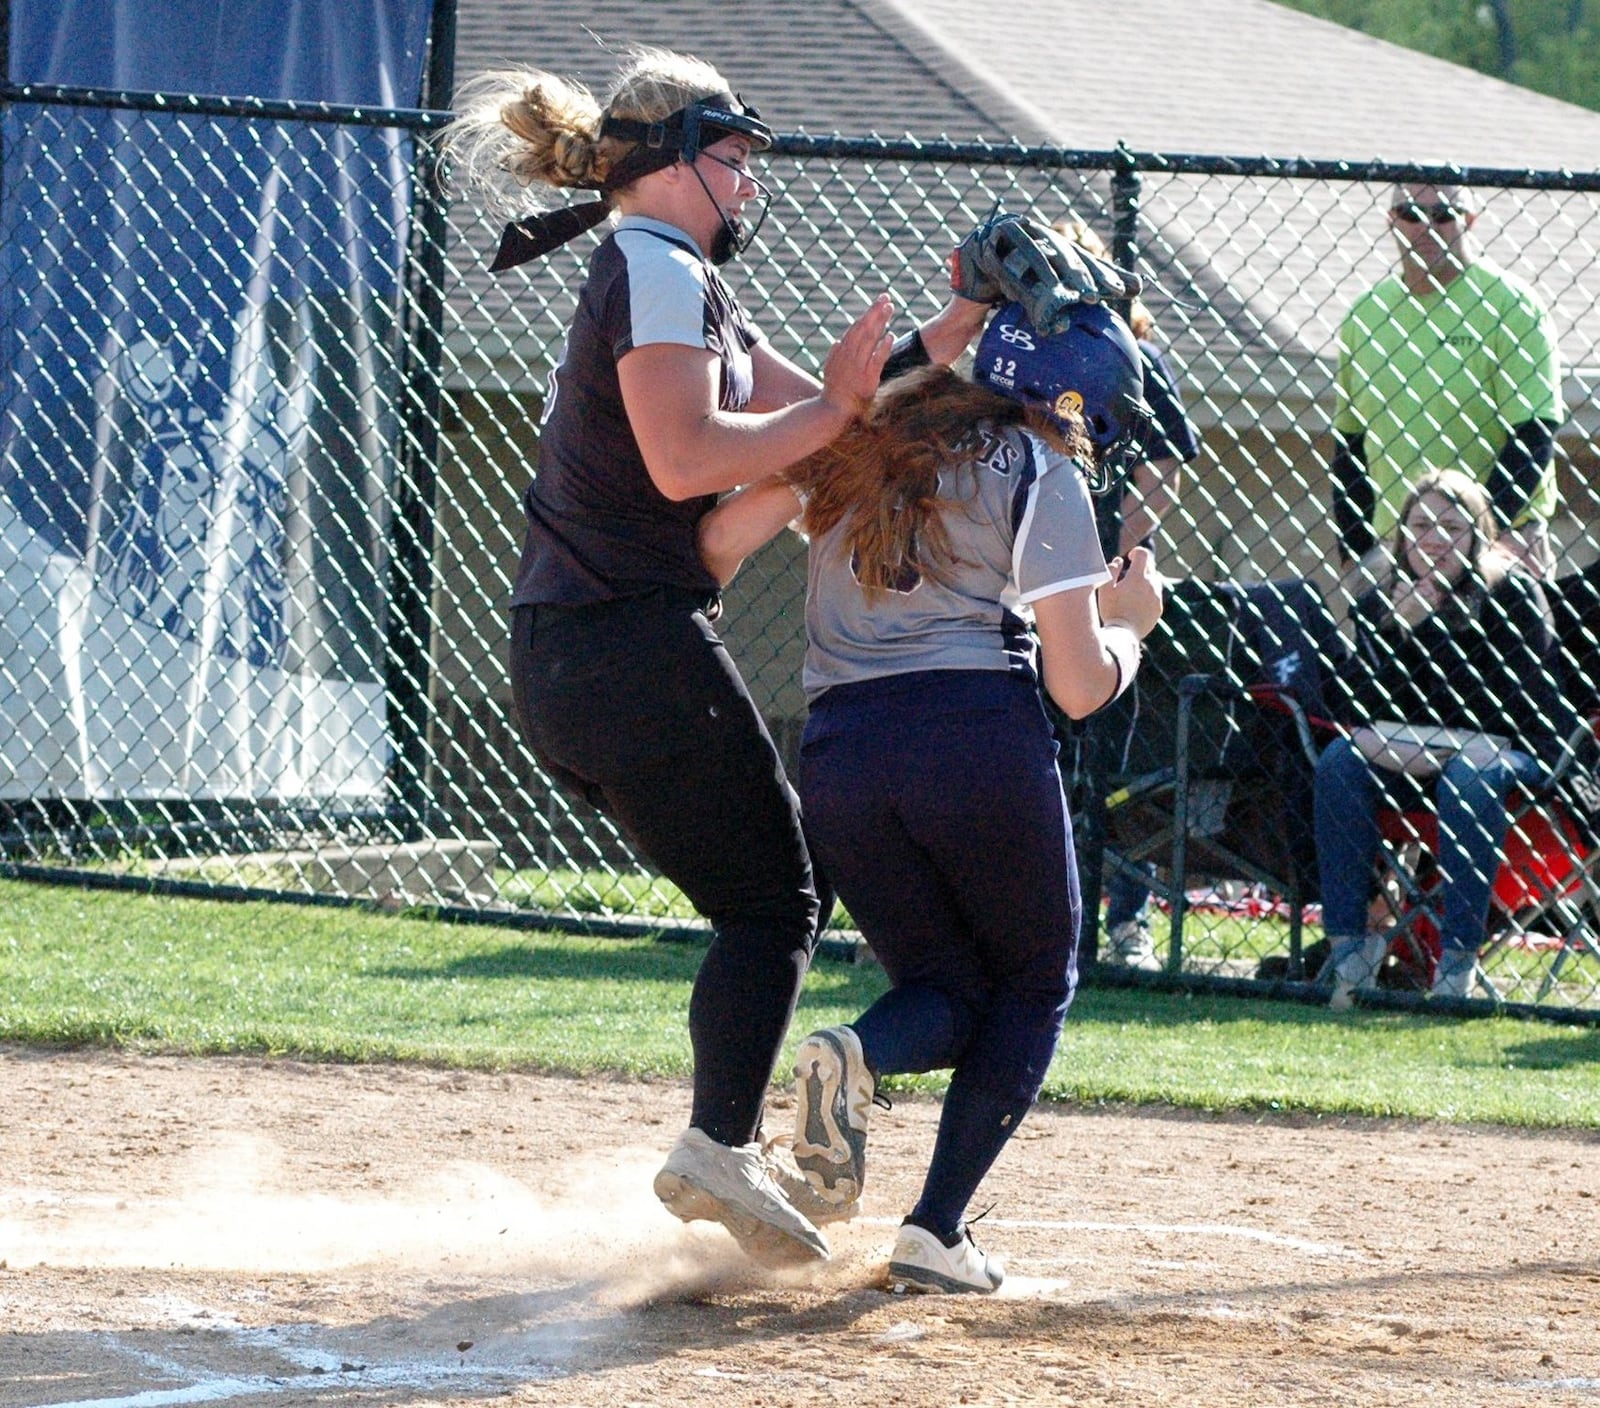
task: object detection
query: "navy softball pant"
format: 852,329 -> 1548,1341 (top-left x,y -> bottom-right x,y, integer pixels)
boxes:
799,668 -> 1080,1234
511,591 -> 824,1147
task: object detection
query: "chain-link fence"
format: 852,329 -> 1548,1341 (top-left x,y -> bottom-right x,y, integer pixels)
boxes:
3,85 -> 1598,1017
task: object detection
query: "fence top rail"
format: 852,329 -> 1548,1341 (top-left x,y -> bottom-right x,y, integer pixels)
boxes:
5,85 -> 1600,192
776,133 -> 1600,191
0,81 -> 454,131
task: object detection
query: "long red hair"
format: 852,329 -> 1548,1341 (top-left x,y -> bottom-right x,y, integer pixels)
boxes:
784,366 -> 1090,598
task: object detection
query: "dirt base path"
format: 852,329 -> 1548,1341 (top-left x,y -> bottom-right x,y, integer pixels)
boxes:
1,1047 -> 1597,1407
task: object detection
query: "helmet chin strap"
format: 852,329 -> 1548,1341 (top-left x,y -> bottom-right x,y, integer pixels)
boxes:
686,154 -> 771,266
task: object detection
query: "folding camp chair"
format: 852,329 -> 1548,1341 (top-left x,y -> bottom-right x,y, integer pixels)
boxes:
1367,718 -> 1600,1001
1160,579 -> 1352,974
1358,561 -> 1600,1003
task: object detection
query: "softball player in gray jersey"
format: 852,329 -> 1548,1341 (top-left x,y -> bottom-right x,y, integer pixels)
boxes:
699,300 -> 1164,1292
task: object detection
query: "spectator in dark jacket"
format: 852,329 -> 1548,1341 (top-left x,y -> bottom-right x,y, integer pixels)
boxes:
1317,468 -> 1578,1007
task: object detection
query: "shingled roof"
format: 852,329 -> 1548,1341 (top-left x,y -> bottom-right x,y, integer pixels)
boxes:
452,0 -> 1600,164
441,0 -> 1600,436
863,0 -> 1600,166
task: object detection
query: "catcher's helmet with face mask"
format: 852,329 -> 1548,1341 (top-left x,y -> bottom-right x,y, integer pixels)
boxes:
489,92 -> 774,271
973,301 -> 1154,494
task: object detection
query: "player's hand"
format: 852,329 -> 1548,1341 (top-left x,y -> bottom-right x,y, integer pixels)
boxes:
1097,547 -> 1164,639
820,294 -> 894,421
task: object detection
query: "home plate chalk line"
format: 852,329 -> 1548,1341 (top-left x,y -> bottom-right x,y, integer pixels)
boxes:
37,1362 -> 538,1408
22,1218 -> 1362,1408
28,1300 -> 557,1408
861,1214 -> 1362,1260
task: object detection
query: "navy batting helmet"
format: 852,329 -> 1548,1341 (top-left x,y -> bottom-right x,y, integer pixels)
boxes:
973,300 -> 1154,493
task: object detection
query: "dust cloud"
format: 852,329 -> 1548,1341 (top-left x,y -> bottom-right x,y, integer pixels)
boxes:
0,1129 -> 892,1306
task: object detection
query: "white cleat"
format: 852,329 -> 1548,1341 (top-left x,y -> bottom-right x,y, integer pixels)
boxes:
653,1126 -> 830,1266
887,1222 -> 1004,1295
793,1026 -> 874,1209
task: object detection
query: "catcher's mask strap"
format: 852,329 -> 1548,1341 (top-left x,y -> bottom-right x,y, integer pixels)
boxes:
600,92 -> 772,164
488,93 -> 772,271
490,200 -> 614,272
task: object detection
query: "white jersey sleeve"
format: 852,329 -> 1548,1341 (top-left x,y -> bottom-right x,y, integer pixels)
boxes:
1013,433 -> 1112,604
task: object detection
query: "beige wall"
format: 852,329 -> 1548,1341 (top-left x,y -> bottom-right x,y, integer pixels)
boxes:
430,390 -> 540,705
429,392 -> 1600,800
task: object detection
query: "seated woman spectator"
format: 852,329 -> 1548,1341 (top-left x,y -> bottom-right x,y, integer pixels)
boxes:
1319,468 -> 1579,1007
696,300 -> 1164,1291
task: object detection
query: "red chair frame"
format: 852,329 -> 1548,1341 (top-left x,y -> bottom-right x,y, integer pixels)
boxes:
1371,716 -> 1600,999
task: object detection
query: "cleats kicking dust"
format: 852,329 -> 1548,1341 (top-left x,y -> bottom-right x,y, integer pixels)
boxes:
654,1127 -> 830,1267
887,1222 -> 1004,1294
793,1026 -> 874,1209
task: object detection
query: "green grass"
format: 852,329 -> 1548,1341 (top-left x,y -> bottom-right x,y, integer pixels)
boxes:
497,865 -> 697,919
1,877 -> 1597,1127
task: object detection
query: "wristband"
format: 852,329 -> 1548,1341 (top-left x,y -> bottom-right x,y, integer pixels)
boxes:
1099,620 -> 1142,708
881,328 -> 931,383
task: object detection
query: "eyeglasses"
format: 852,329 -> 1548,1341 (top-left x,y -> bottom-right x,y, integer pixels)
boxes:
1391,202 -> 1466,225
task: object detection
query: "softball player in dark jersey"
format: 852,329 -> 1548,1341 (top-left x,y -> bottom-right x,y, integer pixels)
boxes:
441,46 -> 990,1268
698,301 -> 1164,1292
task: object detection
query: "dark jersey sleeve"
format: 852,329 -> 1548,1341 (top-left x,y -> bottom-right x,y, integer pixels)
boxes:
1330,432 -> 1378,564
1484,418 -> 1556,528
1136,342 -> 1200,463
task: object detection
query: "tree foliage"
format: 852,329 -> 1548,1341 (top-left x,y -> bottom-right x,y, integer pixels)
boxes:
1270,0 -> 1600,114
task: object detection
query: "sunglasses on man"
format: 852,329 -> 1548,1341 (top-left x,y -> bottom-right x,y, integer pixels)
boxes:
1391,202 -> 1466,225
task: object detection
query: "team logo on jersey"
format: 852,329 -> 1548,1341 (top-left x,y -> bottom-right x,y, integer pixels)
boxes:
969,428 -> 1019,476
1053,389 -> 1084,423
996,320 -> 1035,350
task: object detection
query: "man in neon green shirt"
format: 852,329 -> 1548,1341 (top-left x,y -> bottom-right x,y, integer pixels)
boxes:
1332,181 -> 1563,577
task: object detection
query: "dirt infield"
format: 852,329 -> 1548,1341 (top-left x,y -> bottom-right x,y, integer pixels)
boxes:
2,1047 -> 1598,1408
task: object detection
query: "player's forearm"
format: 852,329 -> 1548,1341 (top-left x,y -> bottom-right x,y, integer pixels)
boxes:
1115,457 -> 1181,556
650,400 -> 854,501
915,296 -> 991,368
884,297 -> 993,384
745,339 -> 823,412
697,477 -> 804,585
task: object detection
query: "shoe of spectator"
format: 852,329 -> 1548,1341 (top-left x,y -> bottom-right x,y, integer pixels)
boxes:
1105,919 -> 1162,971
793,1025 -> 874,1208
1431,949 -> 1477,1000
1328,933 -> 1388,1011
887,1221 -> 1004,1294
654,1127 -> 829,1266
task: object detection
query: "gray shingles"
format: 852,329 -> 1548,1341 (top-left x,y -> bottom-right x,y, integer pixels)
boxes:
877,0 -> 1600,167
452,0 -> 1600,166
443,0 -> 1600,423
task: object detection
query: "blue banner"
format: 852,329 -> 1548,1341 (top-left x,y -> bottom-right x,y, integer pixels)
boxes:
0,0 -> 435,800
